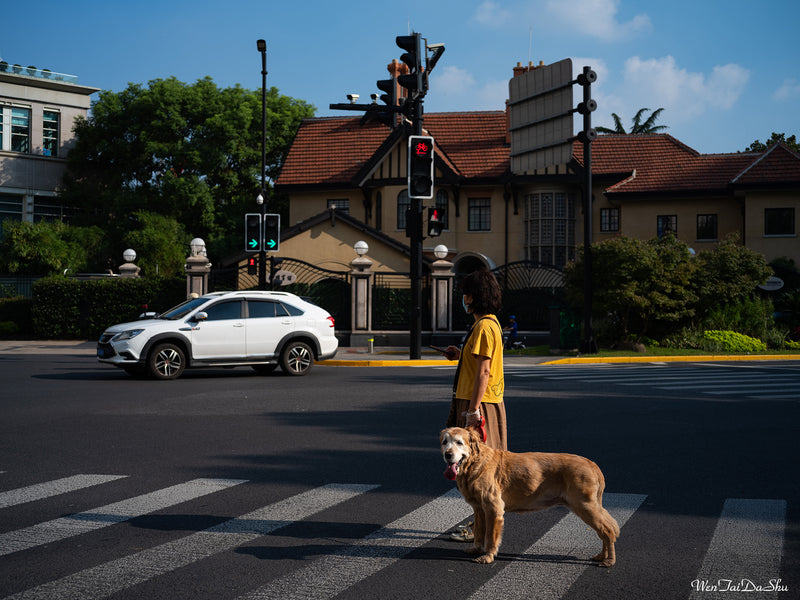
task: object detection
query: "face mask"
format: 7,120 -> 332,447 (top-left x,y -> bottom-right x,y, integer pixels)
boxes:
462,296 -> 471,313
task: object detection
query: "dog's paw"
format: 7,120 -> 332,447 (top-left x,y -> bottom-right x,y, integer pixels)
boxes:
473,553 -> 495,564
591,553 -> 615,567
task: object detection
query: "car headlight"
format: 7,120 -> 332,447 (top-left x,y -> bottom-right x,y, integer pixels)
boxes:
112,329 -> 144,342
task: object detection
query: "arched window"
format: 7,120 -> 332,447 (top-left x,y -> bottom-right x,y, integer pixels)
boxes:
397,189 -> 409,231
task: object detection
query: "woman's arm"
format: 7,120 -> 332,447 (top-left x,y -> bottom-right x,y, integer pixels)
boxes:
466,355 -> 491,426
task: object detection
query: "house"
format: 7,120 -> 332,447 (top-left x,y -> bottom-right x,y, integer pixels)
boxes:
270,61 -> 800,278
0,62 -> 98,230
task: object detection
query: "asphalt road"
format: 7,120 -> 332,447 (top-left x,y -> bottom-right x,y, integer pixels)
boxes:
1,353 -> 798,600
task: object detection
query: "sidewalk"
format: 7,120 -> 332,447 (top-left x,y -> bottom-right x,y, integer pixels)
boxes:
1,339 -> 797,365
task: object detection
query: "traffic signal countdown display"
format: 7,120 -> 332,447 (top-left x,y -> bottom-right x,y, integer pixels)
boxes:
408,135 -> 434,200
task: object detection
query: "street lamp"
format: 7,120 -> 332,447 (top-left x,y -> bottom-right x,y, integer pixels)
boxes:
354,240 -> 369,256
189,238 -> 206,257
257,38 -> 268,290
122,248 -> 136,263
434,244 -> 448,260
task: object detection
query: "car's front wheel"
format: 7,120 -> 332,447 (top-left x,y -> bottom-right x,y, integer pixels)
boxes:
280,341 -> 314,376
147,343 -> 186,380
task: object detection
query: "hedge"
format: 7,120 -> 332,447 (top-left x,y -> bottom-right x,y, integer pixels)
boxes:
702,330 -> 767,353
0,297 -> 33,337
32,276 -> 185,340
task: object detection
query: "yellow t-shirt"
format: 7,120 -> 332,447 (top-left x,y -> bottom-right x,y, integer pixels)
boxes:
454,316 -> 505,404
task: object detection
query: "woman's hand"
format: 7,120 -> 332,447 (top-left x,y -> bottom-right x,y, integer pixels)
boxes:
444,345 -> 460,361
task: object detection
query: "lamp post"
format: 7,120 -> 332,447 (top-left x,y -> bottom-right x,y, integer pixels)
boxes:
257,39 -> 268,290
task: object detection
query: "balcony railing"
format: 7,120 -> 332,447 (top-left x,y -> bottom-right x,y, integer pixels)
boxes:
0,62 -> 78,84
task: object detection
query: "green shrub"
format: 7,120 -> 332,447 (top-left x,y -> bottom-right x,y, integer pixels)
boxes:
702,330 -> 766,353
32,276 -> 185,340
785,339 -> 800,350
0,297 -> 33,336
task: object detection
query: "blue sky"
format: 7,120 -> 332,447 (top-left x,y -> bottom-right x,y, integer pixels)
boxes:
3,0 -> 798,154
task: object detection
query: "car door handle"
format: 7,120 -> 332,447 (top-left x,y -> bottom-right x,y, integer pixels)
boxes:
233,322 -> 244,327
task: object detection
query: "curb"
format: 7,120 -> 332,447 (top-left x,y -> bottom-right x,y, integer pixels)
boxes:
543,354 -> 800,365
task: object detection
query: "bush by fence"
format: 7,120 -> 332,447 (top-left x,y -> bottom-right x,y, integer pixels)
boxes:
32,277 -> 186,340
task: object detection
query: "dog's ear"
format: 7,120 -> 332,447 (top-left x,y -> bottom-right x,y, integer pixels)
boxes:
467,427 -> 481,447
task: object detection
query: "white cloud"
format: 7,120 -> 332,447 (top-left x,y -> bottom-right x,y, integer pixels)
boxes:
428,66 -> 507,111
472,1 -> 513,28
618,56 -> 749,122
546,0 -> 651,41
432,65 -> 476,97
773,78 -> 800,101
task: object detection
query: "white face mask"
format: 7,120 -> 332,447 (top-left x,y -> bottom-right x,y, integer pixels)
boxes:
462,295 -> 471,313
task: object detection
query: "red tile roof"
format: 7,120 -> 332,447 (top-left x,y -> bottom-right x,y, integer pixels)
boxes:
276,112 -> 800,195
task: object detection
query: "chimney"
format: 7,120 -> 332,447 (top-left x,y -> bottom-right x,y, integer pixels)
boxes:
387,59 -> 410,104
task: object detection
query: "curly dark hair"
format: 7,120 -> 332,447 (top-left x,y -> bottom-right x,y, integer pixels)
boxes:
461,269 -> 502,315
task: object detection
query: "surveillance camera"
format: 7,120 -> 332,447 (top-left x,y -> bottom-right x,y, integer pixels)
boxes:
427,42 -> 444,49
346,93 -> 359,104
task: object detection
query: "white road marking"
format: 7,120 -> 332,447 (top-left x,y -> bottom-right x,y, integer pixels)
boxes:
0,475 -> 127,509
0,478 -> 246,557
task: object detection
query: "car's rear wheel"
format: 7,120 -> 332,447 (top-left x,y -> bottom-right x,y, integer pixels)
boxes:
147,343 -> 186,380
280,341 -> 314,376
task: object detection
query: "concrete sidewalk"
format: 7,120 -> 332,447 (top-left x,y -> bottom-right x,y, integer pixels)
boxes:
1,339 -> 798,365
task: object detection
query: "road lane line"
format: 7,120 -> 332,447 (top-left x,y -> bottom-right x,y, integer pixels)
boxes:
235,487 -> 473,600
3,483 -> 377,600
467,493 -> 648,600
689,498 -> 786,599
0,478 -> 246,557
0,475 -> 127,509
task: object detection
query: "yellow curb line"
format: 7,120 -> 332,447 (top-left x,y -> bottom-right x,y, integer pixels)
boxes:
318,359 -> 458,367
543,354 -> 800,365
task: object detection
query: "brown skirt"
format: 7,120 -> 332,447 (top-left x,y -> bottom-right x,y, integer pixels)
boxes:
446,398 -> 507,451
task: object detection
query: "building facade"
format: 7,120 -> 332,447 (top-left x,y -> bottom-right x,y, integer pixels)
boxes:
271,62 -> 800,277
0,63 -> 98,231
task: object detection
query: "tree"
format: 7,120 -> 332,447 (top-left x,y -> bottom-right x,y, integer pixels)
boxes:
596,108 -> 668,135
0,220 -> 106,276
122,211 -> 191,278
742,132 -> 799,154
563,234 -> 696,340
60,77 -> 314,260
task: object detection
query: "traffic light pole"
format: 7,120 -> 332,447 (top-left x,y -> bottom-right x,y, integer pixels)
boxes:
409,102 -> 424,359
258,40 -> 269,291
329,32 -> 444,360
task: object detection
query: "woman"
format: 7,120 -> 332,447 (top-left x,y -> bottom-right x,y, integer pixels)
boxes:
445,268 -> 507,452
444,269 -> 506,542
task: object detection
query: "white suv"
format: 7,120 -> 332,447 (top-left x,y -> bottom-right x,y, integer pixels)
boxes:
97,291 -> 338,379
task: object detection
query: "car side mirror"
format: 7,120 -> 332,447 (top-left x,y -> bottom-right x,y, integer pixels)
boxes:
194,312 -> 208,322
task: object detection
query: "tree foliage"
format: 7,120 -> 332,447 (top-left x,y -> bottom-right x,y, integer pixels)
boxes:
564,233 -> 772,342
743,132 -> 799,154
596,108 -> 668,135
60,76 -> 314,261
0,220 -> 106,276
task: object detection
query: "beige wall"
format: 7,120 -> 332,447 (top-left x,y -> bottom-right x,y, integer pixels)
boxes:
744,190 -> 800,264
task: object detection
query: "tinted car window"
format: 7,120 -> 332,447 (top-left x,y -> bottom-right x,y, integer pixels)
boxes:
203,300 -> 242,321
280,302 -> 304,316
248,300 -> 277,318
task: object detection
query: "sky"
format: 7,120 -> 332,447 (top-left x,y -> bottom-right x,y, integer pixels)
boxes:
3,0 -> 798,155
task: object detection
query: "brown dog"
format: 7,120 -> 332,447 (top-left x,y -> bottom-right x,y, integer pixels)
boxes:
440,426 -> 620,565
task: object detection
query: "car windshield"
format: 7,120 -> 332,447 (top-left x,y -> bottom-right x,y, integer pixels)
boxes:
158,297 -> 210,320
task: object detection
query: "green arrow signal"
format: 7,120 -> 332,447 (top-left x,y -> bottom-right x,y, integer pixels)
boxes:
266,239 -> 276,249
248,238 -> 259,249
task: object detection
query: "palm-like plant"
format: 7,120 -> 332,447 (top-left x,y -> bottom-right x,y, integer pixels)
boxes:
596,108 -> 668,134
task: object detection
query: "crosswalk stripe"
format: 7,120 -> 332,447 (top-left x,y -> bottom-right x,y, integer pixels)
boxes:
689,498 -> 786,599
0,477 -> 246,557
235,487 -> 473,600
0,475 -> 127,509
467,493 -> 648,600
3,483 -> 377,600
